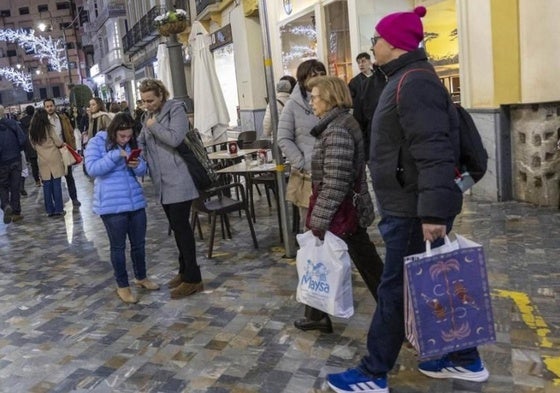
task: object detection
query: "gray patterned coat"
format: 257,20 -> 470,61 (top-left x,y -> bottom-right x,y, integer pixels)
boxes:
308,107 -> 374,233
138,99 -> 199,204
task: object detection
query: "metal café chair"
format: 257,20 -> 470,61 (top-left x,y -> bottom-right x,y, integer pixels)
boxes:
191,182 -> 258,258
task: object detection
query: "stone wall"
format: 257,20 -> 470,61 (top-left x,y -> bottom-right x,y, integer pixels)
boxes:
511,103 -> 560,208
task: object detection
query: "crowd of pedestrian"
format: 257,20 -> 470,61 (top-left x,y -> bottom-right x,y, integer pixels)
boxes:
0,6 -> 495,393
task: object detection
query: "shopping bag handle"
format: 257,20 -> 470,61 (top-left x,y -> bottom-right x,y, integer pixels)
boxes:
425,236 -> 451,257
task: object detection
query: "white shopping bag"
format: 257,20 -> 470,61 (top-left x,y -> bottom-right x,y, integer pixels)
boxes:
295,230 -> 354,318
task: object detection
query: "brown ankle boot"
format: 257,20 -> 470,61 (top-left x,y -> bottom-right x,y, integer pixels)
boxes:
170,282 -> 204,299
134,278 -> 160,290
117,287 -> 138,304
167,274 -> 182,289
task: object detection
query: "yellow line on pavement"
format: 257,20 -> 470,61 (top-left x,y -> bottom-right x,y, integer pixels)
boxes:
493,289 -> 560,385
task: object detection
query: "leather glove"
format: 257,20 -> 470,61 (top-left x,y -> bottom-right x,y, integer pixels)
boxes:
311,228 -> 325,240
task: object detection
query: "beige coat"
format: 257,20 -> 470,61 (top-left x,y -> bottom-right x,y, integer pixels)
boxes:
87,111 -> 113,139
32,127 -> 66,180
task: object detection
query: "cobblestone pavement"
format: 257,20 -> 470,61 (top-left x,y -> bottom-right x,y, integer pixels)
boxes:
0,168 -> 559,393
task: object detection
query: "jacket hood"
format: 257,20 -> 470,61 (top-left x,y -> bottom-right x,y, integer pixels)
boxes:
289,83 -> 314,115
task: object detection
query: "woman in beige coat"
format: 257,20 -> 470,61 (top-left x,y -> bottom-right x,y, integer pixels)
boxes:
29,108 -> 66,217
83,97 -> 113,143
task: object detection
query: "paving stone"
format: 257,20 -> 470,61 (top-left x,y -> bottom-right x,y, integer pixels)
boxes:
0,171 -> 558,392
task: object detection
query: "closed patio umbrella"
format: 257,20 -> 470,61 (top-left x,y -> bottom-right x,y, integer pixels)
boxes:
188,21 -> 230,144
156,43 -> 174,97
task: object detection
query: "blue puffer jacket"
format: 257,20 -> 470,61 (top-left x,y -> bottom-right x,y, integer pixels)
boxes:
84,131 -> 148,215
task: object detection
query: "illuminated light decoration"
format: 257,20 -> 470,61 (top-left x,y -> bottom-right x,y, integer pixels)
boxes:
0,67 -> 32,92
280,25 -> 317,40
0,28 -> 67,71
281,45 -> 317,63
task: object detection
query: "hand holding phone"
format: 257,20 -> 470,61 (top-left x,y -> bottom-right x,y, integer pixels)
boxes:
126,148 -> 142,163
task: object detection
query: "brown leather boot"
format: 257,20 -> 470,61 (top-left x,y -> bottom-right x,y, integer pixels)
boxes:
167,274 -> 182,289
170,282 -> 204,299
134,278 -> 160,290
116,287 -> 138,304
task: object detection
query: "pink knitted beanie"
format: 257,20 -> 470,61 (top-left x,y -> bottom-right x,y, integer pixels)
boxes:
376,6 -> 427,51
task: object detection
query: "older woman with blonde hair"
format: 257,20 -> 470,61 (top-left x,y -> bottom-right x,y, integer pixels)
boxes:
293,75 -> 384,333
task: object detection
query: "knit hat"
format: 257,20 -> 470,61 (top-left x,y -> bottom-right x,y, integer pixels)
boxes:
376,6 -> 427,51
276,79 -> 292,93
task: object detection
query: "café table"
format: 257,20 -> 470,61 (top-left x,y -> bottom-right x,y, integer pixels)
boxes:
216,161 -> 289,240
207,149 -> 259,161
203,137 -> 238,152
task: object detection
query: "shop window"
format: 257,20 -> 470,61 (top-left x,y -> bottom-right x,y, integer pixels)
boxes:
280,11 -> 317,76
324,1 -> 351,82
56,2 -> 70,11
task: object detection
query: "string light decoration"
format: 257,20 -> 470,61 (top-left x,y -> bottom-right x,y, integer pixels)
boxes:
0,67 -> 32,92
0,28 -> 67,72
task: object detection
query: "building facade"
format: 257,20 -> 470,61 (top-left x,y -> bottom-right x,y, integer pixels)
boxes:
0,0 -> 86,111
79,0 -> 560,204
81,0 -> 132,104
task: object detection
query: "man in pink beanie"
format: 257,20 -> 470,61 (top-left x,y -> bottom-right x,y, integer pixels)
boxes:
327,7 -> 489,393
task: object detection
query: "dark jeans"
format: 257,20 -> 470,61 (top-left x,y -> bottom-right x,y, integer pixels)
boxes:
304,226 -> 384,321
0,160 -> 22,214
29,157 -> 40,183
65,166 -> 78,201
42,176 -> 63,215
359,215 -> 479,377
101,208 -> 147,288
163,200 -> 202,283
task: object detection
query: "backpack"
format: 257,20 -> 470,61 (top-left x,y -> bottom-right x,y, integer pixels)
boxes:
396,69 -> 488,192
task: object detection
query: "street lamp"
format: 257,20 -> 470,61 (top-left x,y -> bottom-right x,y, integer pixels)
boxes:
37,12 -> 74,86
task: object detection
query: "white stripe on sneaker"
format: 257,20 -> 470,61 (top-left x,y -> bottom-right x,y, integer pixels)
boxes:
419,366 -> 489,382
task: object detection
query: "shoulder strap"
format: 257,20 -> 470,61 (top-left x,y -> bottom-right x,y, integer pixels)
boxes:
396,68 -> 438,106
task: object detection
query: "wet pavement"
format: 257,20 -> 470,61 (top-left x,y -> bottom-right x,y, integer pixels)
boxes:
0,168 -> 559,393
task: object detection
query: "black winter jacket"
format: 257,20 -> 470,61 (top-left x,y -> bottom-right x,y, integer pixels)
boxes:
349,66 -> 387,160
0,118 -> 26,165
368,48 -> 462,222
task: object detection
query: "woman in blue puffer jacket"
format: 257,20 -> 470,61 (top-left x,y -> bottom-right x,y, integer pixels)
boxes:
85,112 -> 159,304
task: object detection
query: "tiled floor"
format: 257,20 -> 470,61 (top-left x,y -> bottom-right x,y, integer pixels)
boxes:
0,168 -> 559,392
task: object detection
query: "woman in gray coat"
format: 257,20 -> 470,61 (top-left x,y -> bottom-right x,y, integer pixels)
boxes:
277,60 -> 326,230
138,79 -> 203,299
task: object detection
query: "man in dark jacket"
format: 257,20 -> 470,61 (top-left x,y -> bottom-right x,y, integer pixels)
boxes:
19,105 -> 41,187
327,7 -> 488,393
0,105 -> 26,223
348,52 -> 387,160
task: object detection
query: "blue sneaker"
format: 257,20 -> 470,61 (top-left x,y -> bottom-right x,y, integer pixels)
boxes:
418,356 -> 489,382
327,368 -> 388,393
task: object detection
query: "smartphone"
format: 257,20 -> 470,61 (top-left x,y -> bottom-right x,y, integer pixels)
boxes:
126,148 -> 142,163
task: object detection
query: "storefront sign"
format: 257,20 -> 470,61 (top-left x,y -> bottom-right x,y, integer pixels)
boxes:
210,24 -> 232,51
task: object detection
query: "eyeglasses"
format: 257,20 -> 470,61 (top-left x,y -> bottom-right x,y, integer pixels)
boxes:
371,35 -> 382,46
117,124 -> 134,130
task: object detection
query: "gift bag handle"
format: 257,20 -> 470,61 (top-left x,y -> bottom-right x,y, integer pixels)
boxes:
425,236 -> 452,257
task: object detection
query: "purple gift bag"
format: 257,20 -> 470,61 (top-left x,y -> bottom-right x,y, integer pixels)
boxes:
404,234 -> 495,359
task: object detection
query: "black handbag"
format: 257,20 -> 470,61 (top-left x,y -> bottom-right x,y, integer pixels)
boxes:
176,129 -> 218,190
